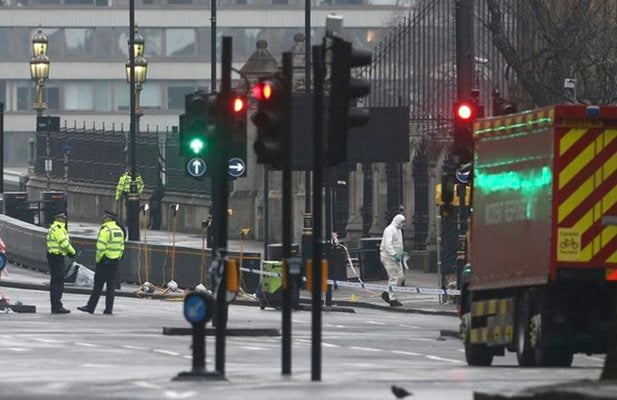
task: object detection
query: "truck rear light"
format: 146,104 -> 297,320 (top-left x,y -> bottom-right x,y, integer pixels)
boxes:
606,269 -> 617,281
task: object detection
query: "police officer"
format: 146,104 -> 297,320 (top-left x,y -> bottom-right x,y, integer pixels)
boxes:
115,170 -> 144,223
77,210 -> 125,315
46,212 -> 76,314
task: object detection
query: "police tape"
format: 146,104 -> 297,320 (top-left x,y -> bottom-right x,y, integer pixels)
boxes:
239,266 -> 461,296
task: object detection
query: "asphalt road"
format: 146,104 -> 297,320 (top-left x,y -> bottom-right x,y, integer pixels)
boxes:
0,286 -> 604,400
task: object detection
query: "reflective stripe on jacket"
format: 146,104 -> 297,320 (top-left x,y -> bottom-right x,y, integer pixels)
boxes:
95,220 -> 125,263
46,221 -> 76,256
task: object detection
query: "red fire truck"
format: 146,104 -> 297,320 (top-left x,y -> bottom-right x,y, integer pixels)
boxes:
460,104 -> 617,366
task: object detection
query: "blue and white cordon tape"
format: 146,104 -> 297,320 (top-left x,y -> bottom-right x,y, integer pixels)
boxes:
239,266 -> 461,296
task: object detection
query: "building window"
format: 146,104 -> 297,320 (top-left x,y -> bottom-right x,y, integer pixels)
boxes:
0,81 -> 6,109
140,82 -> 162,110
65,28 -> 95,59
113,82 -> 129,111
64,82 -> 94,110
47,86 -> 60,111
94,81 -> 112,112
0,29 -> 10,59
166,29 -> 195,57
167,85 -> 194,110
17,86 -> 31,111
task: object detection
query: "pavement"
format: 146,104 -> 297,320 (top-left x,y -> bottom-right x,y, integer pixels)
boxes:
0,220 -> 458,317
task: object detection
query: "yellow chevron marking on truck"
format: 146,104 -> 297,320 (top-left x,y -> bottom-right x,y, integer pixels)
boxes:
470,328 -> 488,344
573,209 -> 594,233
558,176 -> 594,223
609,250 -> 617,263
559,140 -> 595,189
604,186 -> 617,217
606,152 -> 617,181
581,227 -> 617,260
559,128 -> 587,156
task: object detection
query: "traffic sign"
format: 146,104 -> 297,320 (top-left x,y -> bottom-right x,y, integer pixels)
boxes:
228,157 -> 246,178
455,168 -> 471,184
186,158 -> 207,178
183,291 -> 214,324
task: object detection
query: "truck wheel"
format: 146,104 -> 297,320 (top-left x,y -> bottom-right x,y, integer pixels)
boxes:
531,314 -> 573,367
515,293 -> 535,366
461,313 -> 494,366
465,342 -> 494,366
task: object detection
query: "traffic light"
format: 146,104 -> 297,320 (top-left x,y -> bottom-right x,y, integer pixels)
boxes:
327,36 -> 372,165
179,90 -> 217,158
452,100 -> 482,165
227,91 -> 248,173
251,76 -> 288,168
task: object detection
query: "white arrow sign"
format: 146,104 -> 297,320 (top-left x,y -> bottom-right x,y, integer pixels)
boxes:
228,158 -> 246,177
186,158 -> 206,178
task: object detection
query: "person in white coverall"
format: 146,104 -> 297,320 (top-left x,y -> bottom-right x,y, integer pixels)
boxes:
380,214 -> 406,307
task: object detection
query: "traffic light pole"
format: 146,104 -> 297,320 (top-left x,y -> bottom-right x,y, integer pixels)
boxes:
281,52 -> 293,376
311,43 -> 324,382
214,36 -> 232,377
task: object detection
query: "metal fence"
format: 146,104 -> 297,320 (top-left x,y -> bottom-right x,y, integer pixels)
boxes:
35,122 -> 211,196
359,0 -> 518,248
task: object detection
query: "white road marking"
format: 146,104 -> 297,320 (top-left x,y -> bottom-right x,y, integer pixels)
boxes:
399,324 -> 419,329
322,342 -> 341,348
35,338 -> 65,344
153,349 -> 181,356
292,319 -> 310,324
365,321 -> 387,325
80,363 -> 114,368
75,342 -> 99,347
122,345 -> 149,350
425,355 -> 464,364
241,346 -> 268,351
133,381 -> 163,390
5,348 -> 28,352
164,390 -> 198,399
350,346 -> 382,352
390,350 -> 421,356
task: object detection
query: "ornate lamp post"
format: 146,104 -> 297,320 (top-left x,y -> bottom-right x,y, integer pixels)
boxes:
125,10 -> 147,241
29,25 -> 50,174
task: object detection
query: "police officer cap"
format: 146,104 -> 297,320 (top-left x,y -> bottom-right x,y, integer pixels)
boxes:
53,212 -> 67,220
103,210 -> 118,219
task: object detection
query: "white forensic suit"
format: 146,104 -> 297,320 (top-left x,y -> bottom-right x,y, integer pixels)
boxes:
379,214 -> 406,302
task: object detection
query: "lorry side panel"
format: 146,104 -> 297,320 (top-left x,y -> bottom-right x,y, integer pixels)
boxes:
553,117 -> 617,274
470,109 -> 554,290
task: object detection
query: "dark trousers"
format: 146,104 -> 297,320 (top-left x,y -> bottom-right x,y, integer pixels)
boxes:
86,257 -> 119,313
47,253 -> 66,311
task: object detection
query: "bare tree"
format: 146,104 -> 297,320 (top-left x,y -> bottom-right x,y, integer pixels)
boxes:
485,0 -> 617,107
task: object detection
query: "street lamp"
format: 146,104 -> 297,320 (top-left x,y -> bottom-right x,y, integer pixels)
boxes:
29,25 -> 50,175
125,55 -> 148,115
125,16 -> 147,241
30,25 -> 49,115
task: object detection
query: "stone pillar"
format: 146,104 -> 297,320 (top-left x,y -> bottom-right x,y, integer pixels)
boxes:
369,163 -> 387,236
345,165 -> 363,247
233,39 -> 279,241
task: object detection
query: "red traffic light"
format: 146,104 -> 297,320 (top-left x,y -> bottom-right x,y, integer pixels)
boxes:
232,95 -> 246,113
252,81 -> 277,101
455,102 -> 475,121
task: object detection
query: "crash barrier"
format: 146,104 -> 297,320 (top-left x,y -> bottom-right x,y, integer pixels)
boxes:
239,265 -> 461,296
0,214 -> 261,291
